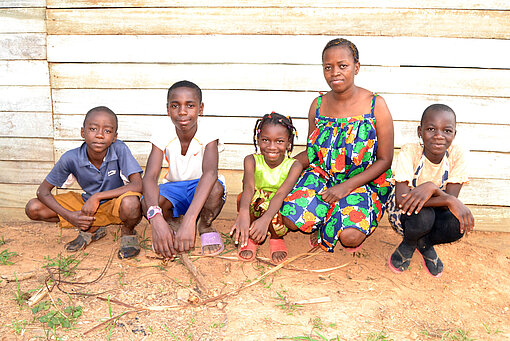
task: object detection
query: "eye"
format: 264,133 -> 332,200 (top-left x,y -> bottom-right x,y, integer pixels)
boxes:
89,127 -> 97,131
187,103 -> 195,108
340,64 -> 347,69
444,129 -> 454,134
324,65 -> 331,71
427,127 -> 435,132
104,129 -> 112,134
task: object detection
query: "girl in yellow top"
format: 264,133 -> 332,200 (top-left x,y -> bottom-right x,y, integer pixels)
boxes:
231,113 -> 302,264
387,104 -> 474,277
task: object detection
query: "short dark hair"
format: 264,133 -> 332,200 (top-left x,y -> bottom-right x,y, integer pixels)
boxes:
421,104 -> 456,125
253,112 -> 297,153
83,106 -> 118,132
322,38 -> 359,64
167,80 -> 202,103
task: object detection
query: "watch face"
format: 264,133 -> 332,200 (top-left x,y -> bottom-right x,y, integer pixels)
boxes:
148,209 -> 155,216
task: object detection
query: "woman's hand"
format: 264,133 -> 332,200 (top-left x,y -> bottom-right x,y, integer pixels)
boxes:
318,183 -> 352,204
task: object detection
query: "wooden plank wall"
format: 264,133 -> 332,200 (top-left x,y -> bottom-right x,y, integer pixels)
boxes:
1,1 -> 509,231
0,0 -> 52,209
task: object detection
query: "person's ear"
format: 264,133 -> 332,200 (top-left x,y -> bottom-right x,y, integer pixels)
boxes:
112,132 -> 118,143
199,102 -> 204,116
81,127 -> 85,139
166,103 -> 171,116
354,62 -> 360,75
417,125 -> 421,139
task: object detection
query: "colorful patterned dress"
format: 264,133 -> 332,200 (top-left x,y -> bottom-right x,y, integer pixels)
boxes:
280,93 -> 392,251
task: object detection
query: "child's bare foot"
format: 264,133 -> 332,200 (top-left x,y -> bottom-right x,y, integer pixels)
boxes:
238,239 -> 258,261
269,238 -> 288,265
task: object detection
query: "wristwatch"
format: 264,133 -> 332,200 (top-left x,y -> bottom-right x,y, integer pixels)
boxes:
146,205 -> 162,221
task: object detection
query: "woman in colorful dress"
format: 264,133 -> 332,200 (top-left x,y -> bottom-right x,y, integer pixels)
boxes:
281,38 -> 394,252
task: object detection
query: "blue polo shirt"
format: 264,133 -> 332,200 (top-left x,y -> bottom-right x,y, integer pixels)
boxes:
46,140 -> 142,202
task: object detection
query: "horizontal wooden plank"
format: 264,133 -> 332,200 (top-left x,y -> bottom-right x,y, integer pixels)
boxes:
51,89 -> 510,125
0,112 -> 53,137
45,0 -> 510,10
47,8 -> 510,38
0,60 -> 49,86
0,86 -> 51,112
0,137 -> 54,161
0,8 -> 46,33
46,35 -> 510,69
0,33 -> 46,60
53,114 -> 510,153
0,183 -> 38,208
49,63 -> 510,98
0,161 -> 53,184
0,0 -> 46,7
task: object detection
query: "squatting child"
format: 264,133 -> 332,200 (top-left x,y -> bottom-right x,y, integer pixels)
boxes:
230,113 -> 301,264
142,80 -> 226,259
25,106 -> 143,259
387,104 -> 474,277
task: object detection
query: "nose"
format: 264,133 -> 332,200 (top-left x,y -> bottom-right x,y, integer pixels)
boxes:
95,129 -> 104,138
178,106 -> 187,116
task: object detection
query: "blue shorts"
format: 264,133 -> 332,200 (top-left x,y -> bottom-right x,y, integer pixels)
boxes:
159,176 -> 226,218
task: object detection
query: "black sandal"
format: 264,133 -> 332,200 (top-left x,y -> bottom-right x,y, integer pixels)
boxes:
65,227 -> 107,252
388,242 -> 415,273
418,246 -> 443,278
118,235 -> 140,259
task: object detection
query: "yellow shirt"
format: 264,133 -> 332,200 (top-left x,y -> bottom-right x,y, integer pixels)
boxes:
393,142 -> 469,188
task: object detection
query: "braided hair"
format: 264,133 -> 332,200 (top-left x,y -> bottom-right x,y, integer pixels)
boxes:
253,112 -> 297,154
322,38 -> 359,64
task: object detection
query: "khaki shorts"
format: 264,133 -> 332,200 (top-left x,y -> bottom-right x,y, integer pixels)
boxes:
54,191 -> 141,228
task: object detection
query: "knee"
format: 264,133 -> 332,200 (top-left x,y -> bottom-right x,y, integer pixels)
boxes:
25,198 -> 41,220
339,228 -> 365,248
119,196 -> 142,220
402,207 -> 435,235
205,181 -> 225,209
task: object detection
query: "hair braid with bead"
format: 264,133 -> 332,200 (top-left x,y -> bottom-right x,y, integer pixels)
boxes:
253,112 -> 297,154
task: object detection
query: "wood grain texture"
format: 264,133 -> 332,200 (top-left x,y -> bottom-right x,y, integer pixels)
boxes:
0,33 -> 46,60
0,112 -> 53,137
0,137 -> 54,161
0,183 -> 38,207
0,86 -> 51,112
46,8 -> 510,38
46,35 -> 510,69
0,161 -> 53,184
0,0 -> 46,7
49,63 -> 510,98
0,8 -> 46,33
52,114 -> 510,153
45,0 -> 510,10
51,89 -> 510,125
0,61 -> 49,86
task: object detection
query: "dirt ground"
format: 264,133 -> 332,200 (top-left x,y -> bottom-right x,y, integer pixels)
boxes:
0,217 -> 509,341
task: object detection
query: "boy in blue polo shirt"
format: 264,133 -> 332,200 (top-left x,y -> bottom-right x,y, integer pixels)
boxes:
25,106 -> 143,259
